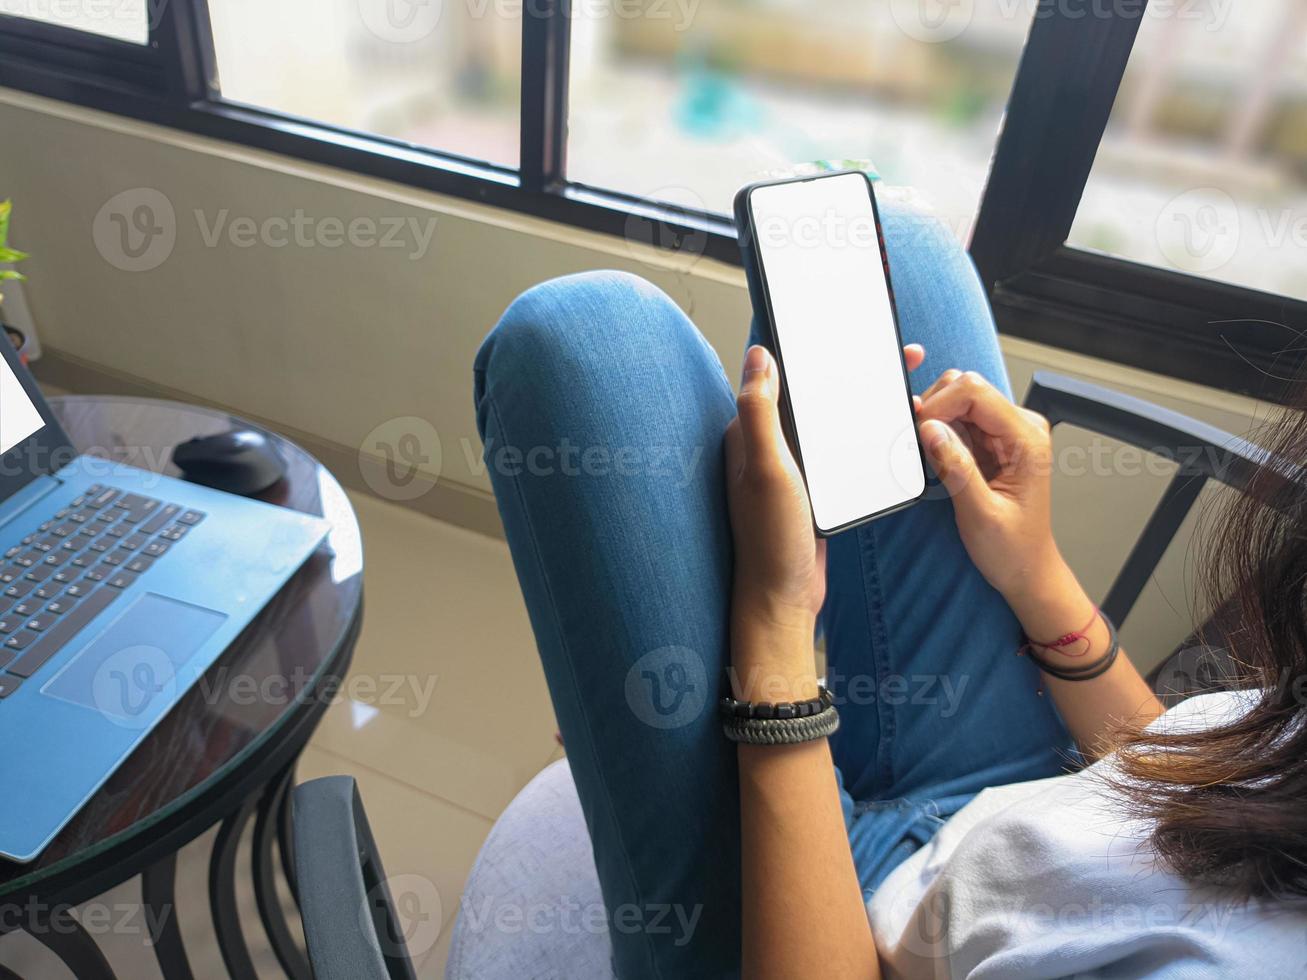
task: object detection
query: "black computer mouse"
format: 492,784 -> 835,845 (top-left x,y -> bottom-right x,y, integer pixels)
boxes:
171,429 -> 287,496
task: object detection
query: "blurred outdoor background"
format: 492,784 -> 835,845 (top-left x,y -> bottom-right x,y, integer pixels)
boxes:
18,0 -> 1307,299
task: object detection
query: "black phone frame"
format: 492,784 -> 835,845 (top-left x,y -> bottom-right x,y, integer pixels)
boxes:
733,170 -> 928,537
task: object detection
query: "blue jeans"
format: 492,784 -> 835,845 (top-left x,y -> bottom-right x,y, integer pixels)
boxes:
472,202 -> 1073,979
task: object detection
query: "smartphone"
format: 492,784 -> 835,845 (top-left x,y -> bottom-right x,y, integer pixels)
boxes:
734,170 -> 926,535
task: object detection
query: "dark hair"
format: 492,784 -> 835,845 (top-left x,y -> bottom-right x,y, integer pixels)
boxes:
1110,395 -> 1307,900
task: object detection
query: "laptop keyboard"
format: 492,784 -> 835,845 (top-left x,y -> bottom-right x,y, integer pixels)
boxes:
0,486 -> 205,698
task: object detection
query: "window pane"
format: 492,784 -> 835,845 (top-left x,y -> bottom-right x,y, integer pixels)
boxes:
0,0 -> 148,43
208,0 -> 521,168
1069,4 -> 1307,302
567,0 -> 1031,236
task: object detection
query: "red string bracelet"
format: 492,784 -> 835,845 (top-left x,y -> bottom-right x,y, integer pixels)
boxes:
1018,606 -> 1099,659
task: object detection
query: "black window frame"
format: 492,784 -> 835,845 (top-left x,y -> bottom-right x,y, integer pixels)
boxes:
970,2 -> 1306,402
1,0 -> 1302,403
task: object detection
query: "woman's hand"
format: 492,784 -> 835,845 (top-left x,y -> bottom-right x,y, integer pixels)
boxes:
916,370 -> 1164,755
724,343 -> 923,699
915,369 -> 1064,603
724,345 -> 825,630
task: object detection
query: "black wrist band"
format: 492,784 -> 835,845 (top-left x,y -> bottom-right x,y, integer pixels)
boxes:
719,684 -> 834,721
723,704 -> 840,745
1027,612 -> 1120,681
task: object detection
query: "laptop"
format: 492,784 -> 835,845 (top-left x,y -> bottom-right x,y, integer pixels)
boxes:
0,337 -> 328,862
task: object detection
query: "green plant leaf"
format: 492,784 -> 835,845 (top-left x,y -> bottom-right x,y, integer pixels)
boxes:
0,199 -> 10,248
0,270 -> 26,281
0,247 -> 28,264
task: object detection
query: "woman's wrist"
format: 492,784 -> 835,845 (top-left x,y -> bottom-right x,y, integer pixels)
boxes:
1001,558 -> 1107,668
729,597 -> 819,703
998,547 -> 1075,618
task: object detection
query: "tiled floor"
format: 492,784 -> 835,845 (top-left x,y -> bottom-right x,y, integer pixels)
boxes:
0,491 -> 557,979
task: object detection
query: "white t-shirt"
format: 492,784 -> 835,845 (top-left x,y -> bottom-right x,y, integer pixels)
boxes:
868,691 -> 1307,978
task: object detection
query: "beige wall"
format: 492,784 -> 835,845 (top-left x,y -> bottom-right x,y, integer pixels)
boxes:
0,89 -> 1269,671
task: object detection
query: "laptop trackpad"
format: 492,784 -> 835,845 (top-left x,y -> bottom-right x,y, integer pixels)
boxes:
43,594 -> 228,724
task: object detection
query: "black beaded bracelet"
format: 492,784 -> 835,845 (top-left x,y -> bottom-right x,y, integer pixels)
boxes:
719,684 -> 834,722
1026,611 -> 1121,681
723,704 -> 840,745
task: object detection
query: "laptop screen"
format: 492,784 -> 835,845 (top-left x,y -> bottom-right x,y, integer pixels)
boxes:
1,351 -> 46,454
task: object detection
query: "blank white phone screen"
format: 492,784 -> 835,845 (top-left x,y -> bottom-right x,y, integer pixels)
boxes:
749,173 -> 925,532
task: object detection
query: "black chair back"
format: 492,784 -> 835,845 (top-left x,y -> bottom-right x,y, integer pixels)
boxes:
292,776 -> 419,980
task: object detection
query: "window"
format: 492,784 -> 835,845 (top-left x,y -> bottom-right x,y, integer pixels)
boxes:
0,0 -> 147,43
568,0 -> 1029,235
2,0 -> 1305,400
208,0 -> 521,167
1068,4 -> 1307,303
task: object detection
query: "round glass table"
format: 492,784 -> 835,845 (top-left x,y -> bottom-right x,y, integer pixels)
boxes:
0,396 -> 364,979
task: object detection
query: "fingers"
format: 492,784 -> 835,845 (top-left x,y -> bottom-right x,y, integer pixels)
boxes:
917,370 -> 1029,442
919,367 -> 963,404
903,343 -> 925,373
919,419 -> 991,513
736,346 -> 788,472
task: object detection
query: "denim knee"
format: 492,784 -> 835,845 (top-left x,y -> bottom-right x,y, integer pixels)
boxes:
474,270 -> 728,435
877,198 -> 972,275
477,270 -> 677,371
873,197 -> 1005,393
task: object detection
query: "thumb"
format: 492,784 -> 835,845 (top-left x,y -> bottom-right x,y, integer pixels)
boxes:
736,345 -> 788,469
920,419 -> 991,513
